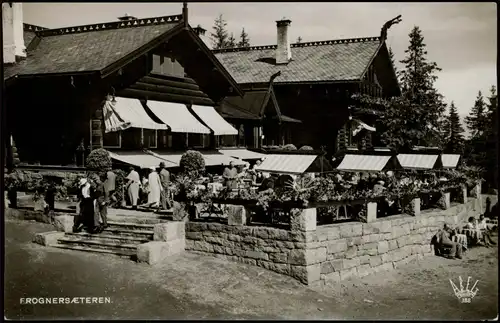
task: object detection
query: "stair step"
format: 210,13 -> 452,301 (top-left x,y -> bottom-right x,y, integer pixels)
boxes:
107,221 -> 156,231
107,216 -> 170,225
65,232 -> 150,244
102,228 -> 154,239
57,236 -> 139,253
51,244 -> 136,258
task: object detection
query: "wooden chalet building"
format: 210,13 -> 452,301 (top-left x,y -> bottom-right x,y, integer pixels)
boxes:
213,18 -> 401,157
3,3 -> 256,170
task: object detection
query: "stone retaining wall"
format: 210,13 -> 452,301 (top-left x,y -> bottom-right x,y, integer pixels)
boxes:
185,194 -> 496,286
186,222 -> 312,282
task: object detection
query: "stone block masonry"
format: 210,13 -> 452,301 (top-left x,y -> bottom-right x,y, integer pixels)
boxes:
185,195 -> 496,286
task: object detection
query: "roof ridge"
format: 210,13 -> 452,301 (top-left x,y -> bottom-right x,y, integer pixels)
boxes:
23,23 -> 49,32
36,14 -> 183,37
212,36 -> 381,54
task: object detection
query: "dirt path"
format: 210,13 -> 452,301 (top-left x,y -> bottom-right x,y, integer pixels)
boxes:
4,218 -> 498,320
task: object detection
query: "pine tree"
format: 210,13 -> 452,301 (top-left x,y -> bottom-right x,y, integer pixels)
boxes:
380,26 -> 446,150
297,36 -> 302,43
465,91 -> 488,138
238,28 -> 250,47
444,102 -> 465,153
210,14 -> 229,50
226,33 -> 236,48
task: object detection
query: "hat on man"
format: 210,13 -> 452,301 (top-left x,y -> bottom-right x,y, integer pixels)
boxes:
159,162 -> 165,168
79,178 -> 88,186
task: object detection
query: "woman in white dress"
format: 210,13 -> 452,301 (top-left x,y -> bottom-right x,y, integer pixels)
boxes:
126,167 -> 141,210
147,166 -> 163,208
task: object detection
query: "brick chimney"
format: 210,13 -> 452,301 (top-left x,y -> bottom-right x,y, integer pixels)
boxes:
276,19 -> 291,64
2,3 -> 26,64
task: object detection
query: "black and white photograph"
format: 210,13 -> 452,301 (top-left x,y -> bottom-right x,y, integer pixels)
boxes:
2,1 -> 497,320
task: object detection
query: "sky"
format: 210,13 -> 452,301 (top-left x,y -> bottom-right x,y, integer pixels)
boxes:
22,2 -> 497,120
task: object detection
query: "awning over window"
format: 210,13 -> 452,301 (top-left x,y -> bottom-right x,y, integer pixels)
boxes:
218,148 -> 266,160
337,154 -> 392,172
397,154 -> 439,170
108,151 -> 176,169
103,100 -> 132,133
149,151 -> 244,167
255,154 -> 318,175
441,154 -> 461,168
191,105 -> 238,135
203,152 -> 245,166
146,100 -> 211,134
112,97 -> 168,131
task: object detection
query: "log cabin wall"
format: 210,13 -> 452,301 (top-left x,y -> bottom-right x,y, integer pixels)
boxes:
6,74 -> 107,166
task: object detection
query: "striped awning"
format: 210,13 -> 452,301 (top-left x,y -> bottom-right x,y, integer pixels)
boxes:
149,151 -> 244,167
191,105 -> 238,135
255,154 -> 318,175
337,155 -> 392,172
103,100 -> 131,133
112,97 -> 168,130
218,148 -> 266,160
397,154 -> 439,170
441,154 -> 461,168
108,151 -> 176,169
146,101 -> 211,134
203,153 -> 245,166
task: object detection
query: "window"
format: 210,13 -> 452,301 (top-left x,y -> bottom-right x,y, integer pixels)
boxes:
143,129 -> 157,149
158,130 -> 173,149
103,131 -> 121,148
121,128 -> 142,149
188,133 -> 205,148
152,54 -> 185,78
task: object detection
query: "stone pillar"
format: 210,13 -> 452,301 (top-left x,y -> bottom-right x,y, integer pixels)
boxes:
437,192 -> 451,210
366,202 -> 377,223
290,208 -> 317,232
409,197 -> 421,216
138,222 -> 186,265
475,182 -> 483,214
227,205 -> 247,226
461,186 -> 467,204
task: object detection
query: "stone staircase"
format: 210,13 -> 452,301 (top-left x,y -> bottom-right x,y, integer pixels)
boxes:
47,209 -> 173,259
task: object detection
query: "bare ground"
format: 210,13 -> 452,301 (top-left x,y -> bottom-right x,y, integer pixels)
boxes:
4,218 -> 498,320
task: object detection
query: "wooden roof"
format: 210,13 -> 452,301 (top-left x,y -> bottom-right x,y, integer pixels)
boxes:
213,37 -> 384,85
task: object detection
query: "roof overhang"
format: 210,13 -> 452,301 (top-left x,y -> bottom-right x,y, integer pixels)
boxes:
184,25 -> 244,98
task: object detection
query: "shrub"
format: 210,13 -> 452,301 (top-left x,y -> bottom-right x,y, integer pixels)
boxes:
85,148 -> 112,172
299,145 -> 313,151
283,144 -> 297,150
179,150 -> 205,175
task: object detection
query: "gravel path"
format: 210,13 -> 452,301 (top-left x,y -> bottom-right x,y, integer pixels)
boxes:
4,218 -> 498,320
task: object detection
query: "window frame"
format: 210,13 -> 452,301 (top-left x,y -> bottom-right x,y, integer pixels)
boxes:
103,131 -> 122,149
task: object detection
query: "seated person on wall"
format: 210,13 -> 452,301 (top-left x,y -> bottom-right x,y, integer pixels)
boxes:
463,217 -> 484,246
431,224 -> 463,259
478,214 -> 497,247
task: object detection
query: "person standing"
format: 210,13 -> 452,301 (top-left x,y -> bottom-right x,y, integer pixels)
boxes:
126,167 -> 140,210
104,169 -> 116,205
73,177 -> 96,233
147,166 -> 162,208
159,162 -> 171,210
223,161 -> 238,189
94,173 -> 108,232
